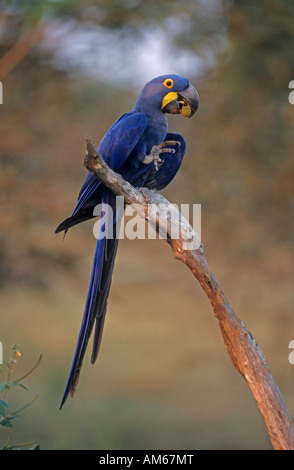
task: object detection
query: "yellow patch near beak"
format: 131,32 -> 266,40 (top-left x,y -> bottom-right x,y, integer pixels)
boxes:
161,92 -> 178,110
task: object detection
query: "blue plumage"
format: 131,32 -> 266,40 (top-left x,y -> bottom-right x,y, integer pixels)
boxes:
56,75 -> 199,407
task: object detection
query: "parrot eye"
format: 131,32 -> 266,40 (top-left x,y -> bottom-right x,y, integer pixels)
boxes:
163,78 -> 174,89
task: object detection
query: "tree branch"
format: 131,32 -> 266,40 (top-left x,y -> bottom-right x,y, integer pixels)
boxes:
84,134 -> 294,450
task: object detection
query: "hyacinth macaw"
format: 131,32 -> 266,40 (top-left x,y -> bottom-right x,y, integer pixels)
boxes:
56,74 -> 199,408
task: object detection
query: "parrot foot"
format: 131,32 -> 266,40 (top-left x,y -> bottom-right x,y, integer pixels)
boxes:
143,141 -> 181,170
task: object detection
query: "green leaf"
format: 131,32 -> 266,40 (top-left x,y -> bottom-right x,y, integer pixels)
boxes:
25,443 -> 40,451
0,368 -> 7,381
10,395 -> 38,416
0,418 -> 13,427
0,399 -> 8,417
8,382 -> 29,391
4,442 -> 40,451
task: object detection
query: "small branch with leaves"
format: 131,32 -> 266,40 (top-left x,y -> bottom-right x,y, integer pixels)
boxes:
0,344 -> 41,450
84,134 -> 294,450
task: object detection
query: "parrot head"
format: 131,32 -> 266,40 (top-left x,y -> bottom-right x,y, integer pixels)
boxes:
136,74 -> 199,119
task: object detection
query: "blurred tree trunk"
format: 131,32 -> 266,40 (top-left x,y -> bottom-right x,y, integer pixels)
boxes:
0,26 -> 42,80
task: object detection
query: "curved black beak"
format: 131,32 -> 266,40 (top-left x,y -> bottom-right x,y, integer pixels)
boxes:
162,83 -> 199,119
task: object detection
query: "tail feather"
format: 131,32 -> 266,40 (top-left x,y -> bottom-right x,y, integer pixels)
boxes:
60,191 -> 120,409
55,208 -> 94,234
60,234 -> 119,408
91,234 -> 119,364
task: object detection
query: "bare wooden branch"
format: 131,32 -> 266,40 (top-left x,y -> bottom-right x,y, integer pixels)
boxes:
84,134 -> 294,450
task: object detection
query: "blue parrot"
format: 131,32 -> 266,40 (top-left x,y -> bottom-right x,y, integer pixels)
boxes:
56,74 -> 199,408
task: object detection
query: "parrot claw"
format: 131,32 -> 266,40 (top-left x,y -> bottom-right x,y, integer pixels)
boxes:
163,140 -> 181,148
143,140 -> 180,170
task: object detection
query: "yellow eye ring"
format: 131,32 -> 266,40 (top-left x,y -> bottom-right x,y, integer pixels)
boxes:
163,78 -> 174,88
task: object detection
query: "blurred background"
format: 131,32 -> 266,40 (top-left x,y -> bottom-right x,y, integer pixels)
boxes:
0,0 -> 294,450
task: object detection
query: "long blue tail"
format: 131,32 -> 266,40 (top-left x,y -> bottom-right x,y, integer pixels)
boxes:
60,192 -> 120,408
